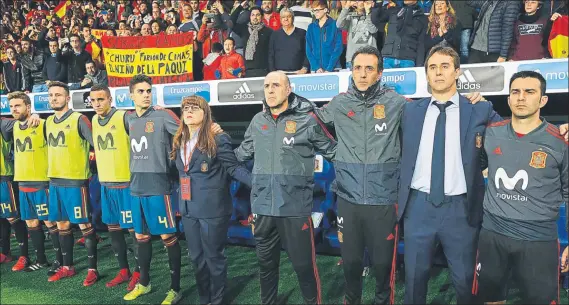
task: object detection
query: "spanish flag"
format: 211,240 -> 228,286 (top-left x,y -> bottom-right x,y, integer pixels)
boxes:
54,0 -> 71,18
548,15 -> 569,58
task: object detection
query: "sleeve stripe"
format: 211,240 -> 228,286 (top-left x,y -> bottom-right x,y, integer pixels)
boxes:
80,115 -> 92,130
309,112 -> 335,140
546,125 -> 569,145
487,119 -> 511,128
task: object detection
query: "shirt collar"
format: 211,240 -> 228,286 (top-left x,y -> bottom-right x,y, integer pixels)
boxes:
430,91 -> 460,109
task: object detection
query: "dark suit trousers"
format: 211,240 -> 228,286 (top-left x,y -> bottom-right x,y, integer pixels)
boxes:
253,215 -> 321,305
403,190 -> 479,304
182,215 -> 230,305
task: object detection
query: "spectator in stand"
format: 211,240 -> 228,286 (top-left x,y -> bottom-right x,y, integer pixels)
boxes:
424,0 -> 462,56
189,0 -> 205,21
141,23 -> 152,36
80,60 -> 108,88
306,0 -> 343,73
166,24 -> 178,35
203,42 -> 224,81
178,3 -> 201,32
99,10 -> 117,30
216,37 -> 245,79
231,5 -> 273,77
150,19 -> 163,35
261,0 -> 282,30
451,0 -> 477,63
42,40 -> 67,84
116,0 -> 133,22
81,25 -> 103,64
268,8 -> 309,74
371,0 -> 428,68
152,4 -> 163,21
19,38 -> 46,93
2,46 -> 30,93
509,0 -> 550,61
118,20 -> 128,31
290,0 -> 313,30
37,21 -> 58,55
105,29 -> 116,36
132,16 -> 143,30
337,1 -> 377,69
197,4 -> 229,77
61,34 -> 91,90
139,2 -> 153,24
467,0 -> 520,63
228,0 -> 252,56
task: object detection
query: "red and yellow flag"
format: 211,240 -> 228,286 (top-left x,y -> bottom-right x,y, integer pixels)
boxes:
54,0 -> 71,18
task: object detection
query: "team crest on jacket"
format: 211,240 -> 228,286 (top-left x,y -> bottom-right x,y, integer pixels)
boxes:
145,121 -> 154,133
529,151 -> 547,169
285,121 -> 296,133
475,134 -> 482,148
373,104 -> 385,119
201,161 -> 208,172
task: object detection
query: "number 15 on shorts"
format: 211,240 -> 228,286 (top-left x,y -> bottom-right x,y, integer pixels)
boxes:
158,216 -> 171,228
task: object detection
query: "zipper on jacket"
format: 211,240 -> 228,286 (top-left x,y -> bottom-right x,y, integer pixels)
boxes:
319,25 -> 324,71
268,113 -> 278,215
363,95 -> 368,204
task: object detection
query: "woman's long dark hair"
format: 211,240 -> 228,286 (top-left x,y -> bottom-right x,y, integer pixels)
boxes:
170,96 -> 217,160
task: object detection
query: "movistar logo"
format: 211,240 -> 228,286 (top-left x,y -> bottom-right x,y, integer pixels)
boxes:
131,136 -> 148,152
47,131 -> 65,147
15,137 -> 32,152
375,123 -> 387,132
283,137 -> 295,146
495,168 -> 529,190
97,133 -> 115,150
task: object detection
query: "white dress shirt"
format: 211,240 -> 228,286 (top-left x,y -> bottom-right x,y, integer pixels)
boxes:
181,130 -> 200,168
410,92 -> 467,195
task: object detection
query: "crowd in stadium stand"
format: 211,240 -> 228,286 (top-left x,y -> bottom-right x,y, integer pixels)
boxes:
0,0 -> 568,94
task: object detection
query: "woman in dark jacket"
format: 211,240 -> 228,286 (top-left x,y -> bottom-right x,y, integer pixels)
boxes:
170,96 -> 251,305
424,0 -> 462,56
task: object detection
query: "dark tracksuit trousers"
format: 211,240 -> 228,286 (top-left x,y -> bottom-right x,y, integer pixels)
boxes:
253,215 -> 321,305
337,197 -> 399,305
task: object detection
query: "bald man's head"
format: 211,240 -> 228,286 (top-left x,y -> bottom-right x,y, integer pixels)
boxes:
264,71 -> 292,111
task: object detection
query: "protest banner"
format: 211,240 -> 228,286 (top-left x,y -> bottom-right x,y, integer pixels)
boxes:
101,32 -> 194,87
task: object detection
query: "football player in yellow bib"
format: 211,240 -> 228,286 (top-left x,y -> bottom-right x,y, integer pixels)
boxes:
90,84 -> 140,291
7,91 -> 64,275
45,81 -> 99,286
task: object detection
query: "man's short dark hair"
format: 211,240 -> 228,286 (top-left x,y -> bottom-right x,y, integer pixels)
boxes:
21,37 -> 33,44
90,84 -> 111,97
250,6 -> 263,16
425,45 -> 460,72
85,60 -> 95,66
351,46 -> 383,72
212,42 -> 223,53
69,33 -> 81,41
7,91 -> 31,106
129,74 -> 152,93
48,81 -> 70,96
509,71 -> 547,96
82,24 -> 91,31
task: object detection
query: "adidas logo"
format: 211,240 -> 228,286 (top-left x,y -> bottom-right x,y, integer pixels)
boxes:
233,82 -> 255,100
458,70 -> 481,90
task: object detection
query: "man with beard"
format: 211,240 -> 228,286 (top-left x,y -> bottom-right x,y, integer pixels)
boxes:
231,4 -> 273,77
19,38 -> 46,93
44,81 -> 99,286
